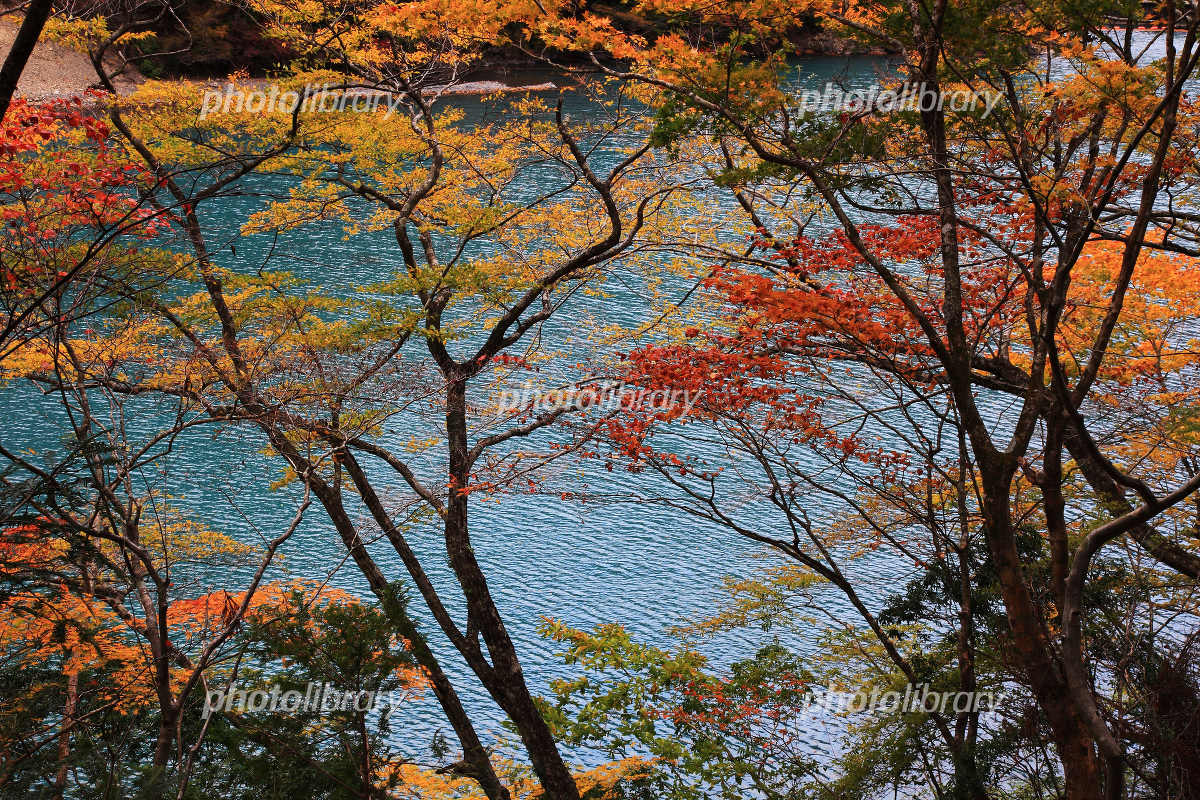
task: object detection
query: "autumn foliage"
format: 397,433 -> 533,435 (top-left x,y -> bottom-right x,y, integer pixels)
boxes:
4,0 -> 1200,799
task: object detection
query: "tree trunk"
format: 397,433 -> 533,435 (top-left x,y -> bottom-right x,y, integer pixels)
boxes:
977,468 -> 1105,800
52,661 -> 78,799
277,437 -> 513,800
0,0 -> 53,121
444,377 -> 582,800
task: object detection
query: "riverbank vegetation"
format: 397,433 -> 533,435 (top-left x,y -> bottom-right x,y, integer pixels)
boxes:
2,1 -> 1200,799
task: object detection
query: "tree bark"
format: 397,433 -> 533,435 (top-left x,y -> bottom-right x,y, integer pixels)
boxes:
52,660 -> 78,799
270,436 -> 513,800
977,468 -> 1105,800
0,0 -> 54,121
443,377 -> 582,800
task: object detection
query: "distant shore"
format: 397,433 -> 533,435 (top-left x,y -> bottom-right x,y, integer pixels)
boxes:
0,18 -> 565,105
1,12 -> 881,107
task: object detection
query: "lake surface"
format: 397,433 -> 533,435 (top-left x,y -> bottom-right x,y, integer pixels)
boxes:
0,53 -> 1007,765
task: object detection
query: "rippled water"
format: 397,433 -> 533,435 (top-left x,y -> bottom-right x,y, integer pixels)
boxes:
0,53 -> 1021,764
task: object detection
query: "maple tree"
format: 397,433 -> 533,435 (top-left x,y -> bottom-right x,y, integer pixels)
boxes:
497,0 -> 1200,797
0,510 -> 442,797
0,93 -> 166,357
0,411 -> 319,794
0,4 -> 702,798
5,0 -> 1200,798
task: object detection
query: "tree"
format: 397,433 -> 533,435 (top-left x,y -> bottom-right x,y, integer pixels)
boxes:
173,585 -> 432,800
0,433 -> 316,795
0,93 -> 165,356
513,1 -> 1200,796
0,1 -> 55,121
540,618 -> 824,800
4,4 -> 704,795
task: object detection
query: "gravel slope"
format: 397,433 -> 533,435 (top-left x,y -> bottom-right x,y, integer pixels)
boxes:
0,15 -> 141,102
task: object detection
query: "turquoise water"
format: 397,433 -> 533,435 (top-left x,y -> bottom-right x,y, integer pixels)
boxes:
0,55 -> 924,763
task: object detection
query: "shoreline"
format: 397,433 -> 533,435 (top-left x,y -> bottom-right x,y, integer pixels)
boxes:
2,13 -> 879,107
